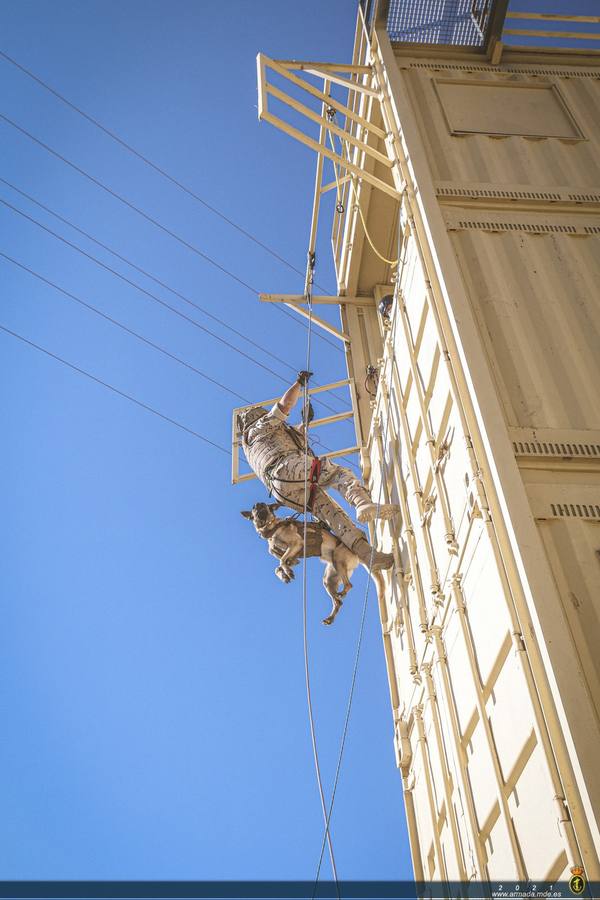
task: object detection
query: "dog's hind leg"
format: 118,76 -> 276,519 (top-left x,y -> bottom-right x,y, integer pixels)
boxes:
322,563 -> 343,626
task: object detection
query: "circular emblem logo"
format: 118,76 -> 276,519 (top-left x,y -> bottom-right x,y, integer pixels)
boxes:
569,866 -> 586,896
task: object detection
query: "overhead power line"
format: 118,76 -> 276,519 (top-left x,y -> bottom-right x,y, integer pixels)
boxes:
0,251 -> 251,404
0,321 -> 230,453
0,176 -> 298,377
0,194 -> 347,416
0,111 -> 342,354
0,196 -> 294,385
0,47 -> 333,294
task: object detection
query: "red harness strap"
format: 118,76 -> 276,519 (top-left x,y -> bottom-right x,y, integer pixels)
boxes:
307,456 -> 322,512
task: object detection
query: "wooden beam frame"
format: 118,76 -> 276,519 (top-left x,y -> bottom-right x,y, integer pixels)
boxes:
259,293 -> 373,306
256,53 -> 401,204
231,378 -> 359,484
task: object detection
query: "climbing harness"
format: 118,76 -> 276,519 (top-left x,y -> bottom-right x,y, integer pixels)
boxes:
307,456 -> 322,512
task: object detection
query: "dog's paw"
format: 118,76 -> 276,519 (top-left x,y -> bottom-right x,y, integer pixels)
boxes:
322,616 -> 334,626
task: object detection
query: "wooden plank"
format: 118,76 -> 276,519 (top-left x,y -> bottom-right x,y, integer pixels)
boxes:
266,82 -> 393,169
282,302 -> 350,342
505,13 -> 600,25
259,293 -> 373,306
304,68 -> 379,98
321,173 -> 351,194
273,59 -> 372,74
261,110 -> 401,201
234,445 -> 361,483
504,28 -> 600,40
266,56 -> 386,140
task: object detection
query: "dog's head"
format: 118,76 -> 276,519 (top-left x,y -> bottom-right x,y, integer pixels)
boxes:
240,501 -> 283,530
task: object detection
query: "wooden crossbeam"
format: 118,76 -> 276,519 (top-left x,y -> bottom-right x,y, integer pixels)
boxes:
266,57 -> 386,140
259,293 -> 373,306
504,28 -> 600,40
505,13 -> 600,25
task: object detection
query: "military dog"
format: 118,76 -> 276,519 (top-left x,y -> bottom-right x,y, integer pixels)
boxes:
241,501 -> 386,626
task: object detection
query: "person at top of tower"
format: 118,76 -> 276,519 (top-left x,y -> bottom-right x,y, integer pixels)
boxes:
237,371 -> 398,571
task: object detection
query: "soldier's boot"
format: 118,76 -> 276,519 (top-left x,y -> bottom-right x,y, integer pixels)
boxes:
355,501 -> 400,524
352,536 -> 395,572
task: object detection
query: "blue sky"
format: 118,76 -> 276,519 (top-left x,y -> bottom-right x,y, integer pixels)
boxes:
0,0 -> 411,883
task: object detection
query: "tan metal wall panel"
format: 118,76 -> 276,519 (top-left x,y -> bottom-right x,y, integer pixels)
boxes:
336,26 -> 600,883
396,60 -> 600,188
449,229 -> 600,430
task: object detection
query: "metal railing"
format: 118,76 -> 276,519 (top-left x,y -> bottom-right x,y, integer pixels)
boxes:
386,0 -> 495,48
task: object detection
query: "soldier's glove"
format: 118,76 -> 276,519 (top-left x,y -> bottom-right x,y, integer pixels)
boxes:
297,370 -> 313,386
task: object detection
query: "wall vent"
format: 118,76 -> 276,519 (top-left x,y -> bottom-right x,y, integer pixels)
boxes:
437,186 -> 600,205
454,220 -> 578,234
550,503 -> 600,519
438,186 -> 563,202
514,440 -> 600,458
569,192 -> 600,203
403,61 -> 600,79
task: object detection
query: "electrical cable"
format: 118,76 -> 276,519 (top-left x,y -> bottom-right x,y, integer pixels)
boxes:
0,197 -> 328,395
0,47 -> 334,295
0,111 -> 343,354
0,187 -> 348,413
0,178 -> 347,406
0,177 -> 299,377
0,321 -> 230,453
0,251 -> 251,404
2,245 -> 357,469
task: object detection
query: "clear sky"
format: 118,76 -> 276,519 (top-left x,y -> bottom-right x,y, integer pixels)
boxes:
0,0 -> 412,884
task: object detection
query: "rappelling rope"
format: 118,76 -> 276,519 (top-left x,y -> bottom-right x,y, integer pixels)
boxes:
300,252 -> 341,893
326,120 -> 398,267
311,217 -> 404,896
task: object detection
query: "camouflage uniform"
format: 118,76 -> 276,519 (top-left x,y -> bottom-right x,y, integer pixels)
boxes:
242,403 -> 374,552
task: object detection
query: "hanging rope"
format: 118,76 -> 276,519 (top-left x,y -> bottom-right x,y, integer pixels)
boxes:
300,251 -> 341,894
326,122 -> 398,267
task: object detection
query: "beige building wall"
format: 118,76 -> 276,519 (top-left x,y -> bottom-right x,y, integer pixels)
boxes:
335,18 -> 600,885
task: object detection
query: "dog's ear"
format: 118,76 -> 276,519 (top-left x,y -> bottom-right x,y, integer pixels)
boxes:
240,509 -> 254,519
269,502 -> 283,511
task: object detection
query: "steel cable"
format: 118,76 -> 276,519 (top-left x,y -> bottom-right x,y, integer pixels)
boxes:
0,190 -> 348,415
0,322 -> 230,452
0,48 -> 334,295
0,111 -> 342,354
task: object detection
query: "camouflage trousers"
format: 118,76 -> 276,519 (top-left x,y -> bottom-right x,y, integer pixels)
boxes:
268,453 -> 371,551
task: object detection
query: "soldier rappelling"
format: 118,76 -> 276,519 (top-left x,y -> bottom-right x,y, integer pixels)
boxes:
237,371 -> 398,571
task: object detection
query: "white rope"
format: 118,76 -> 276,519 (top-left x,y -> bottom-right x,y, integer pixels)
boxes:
300,256 -> 341,894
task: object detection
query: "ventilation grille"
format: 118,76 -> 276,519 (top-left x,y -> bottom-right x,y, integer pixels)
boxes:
403,61 -> 600,79
438,186 -> 563,202
437,186 -> 600,205
569,192 -> 600,203
453,220 -> 579,234
514,440 -> 600,458
550,503 -> 600,519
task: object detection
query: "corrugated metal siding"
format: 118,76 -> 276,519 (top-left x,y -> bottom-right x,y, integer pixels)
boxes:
344,42 -> 600,882
450,228 -> 600,429
361,227 -> 574,880
397,62 -> 600,187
